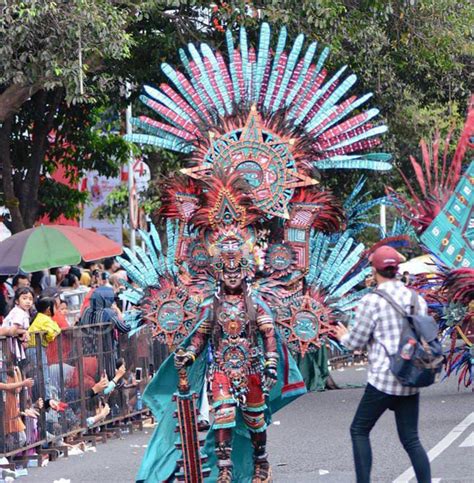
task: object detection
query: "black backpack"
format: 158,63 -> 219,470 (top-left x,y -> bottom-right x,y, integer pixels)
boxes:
374,289 -> 444,388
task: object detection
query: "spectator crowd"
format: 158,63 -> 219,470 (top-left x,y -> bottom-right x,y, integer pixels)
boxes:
0,259 -> 156,471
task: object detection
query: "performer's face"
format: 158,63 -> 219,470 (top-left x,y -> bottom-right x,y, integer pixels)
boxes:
222,268 -> 243,291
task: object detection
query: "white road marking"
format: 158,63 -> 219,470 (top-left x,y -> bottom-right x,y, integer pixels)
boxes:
459,431 -> 474,448
431,479 -> 441,483
393,412 -> 474,483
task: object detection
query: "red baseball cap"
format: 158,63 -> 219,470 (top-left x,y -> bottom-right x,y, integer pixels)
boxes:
369,246 -> 405,270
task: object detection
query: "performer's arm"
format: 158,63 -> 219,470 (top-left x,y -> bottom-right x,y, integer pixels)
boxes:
257,306 -> 278,367
256,309 -> 278,358
187,319 -> 211,357
174,308 -> 210,369
257,305 -> 279,390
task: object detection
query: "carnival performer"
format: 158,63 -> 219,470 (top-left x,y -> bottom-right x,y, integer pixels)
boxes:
174,261 -> 278,482
120,20 -> 394,483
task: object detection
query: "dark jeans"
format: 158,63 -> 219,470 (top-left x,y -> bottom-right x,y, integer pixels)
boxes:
350,383 -> 431,483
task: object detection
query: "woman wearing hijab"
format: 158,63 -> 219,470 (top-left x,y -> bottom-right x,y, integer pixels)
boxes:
77,286 -> 130,378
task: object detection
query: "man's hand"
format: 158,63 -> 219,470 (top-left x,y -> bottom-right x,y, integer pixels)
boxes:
23,408 -> 40,418
332,322 -> 349,341
115,364 -> 126,380
92,376 -> 109,394
22,378 -> 34,389
99,403 -> 110,419
174,349 -> 195,370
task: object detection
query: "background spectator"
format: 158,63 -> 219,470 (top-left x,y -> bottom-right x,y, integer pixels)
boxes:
103,257 -> 120,275
26,297 -> 61,400
3,287 -> 34,363
0,275 -> 8,323
0,363 -> 32,451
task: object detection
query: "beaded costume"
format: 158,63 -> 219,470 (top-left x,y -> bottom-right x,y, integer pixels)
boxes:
120,23 -> 392,482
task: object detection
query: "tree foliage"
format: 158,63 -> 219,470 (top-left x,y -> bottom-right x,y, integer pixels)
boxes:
0,0 -> 133,232
0,0 -> 472,234
111,0 -> 472,210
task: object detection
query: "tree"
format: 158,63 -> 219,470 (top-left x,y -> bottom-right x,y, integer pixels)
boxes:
0,0 -> 132,232
1,0 -> 471,234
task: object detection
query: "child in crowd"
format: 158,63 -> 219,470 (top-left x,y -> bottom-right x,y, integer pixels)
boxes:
0,363 -> 33,451
2,287 -> 34,363
27,297 -> 61,400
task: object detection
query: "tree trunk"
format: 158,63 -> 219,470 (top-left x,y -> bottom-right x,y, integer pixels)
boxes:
22,89 -> 64,228
0,83 -> 40,123
0,116 -> 25,234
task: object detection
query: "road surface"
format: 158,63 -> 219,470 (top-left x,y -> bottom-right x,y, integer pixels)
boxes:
20,365 -> 473,482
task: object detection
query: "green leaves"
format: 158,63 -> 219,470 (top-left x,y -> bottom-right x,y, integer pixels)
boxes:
0,0 -> 132,103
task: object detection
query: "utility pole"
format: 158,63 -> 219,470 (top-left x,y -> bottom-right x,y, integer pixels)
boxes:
125,83 -> 136,253
380,203 -> 387,236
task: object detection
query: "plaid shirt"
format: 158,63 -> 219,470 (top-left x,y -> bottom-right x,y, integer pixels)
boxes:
341,280 -> 427,396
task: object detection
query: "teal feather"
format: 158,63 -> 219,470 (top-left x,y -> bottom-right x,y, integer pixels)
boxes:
116,255 -> 147,288
179,47 -> 218,122
325,236 -> 356,288
320,233 -> 350,287
165,219 -> 174,273
312,236 -> 329,281
135,246 -> 158,286
120,285 -> 142,303
166,220 -> 179,274
336,289 -> 370,309
328,125 -> 388,150
226,29 -> 240,105
140,229 -> 161,275
140,95 -> 187,129
130,119 -> 188,146
305,74 -> 357,132
149,223 -> 167,275
201,44 -> 233,115
161,63 -> 207,122
315,154 -> 392,171
294,66 -> 348,127
313,93 -> 373,137
315,46 -> 330,73
143,86 -> 192,122
272,33 -> 305,112
240,26 -> 250,99
332,267 -> 371,298
263,26 -> 288,111
285,41 -> 317,107
344,177 -> 368,208
124,133 -> 192,153
328,243 -> 366,292
188,43 -> 225,117
288,46 -> 329,119
254,22 -> 271,103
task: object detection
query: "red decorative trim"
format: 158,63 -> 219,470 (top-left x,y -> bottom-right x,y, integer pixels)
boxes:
282,381 -> 306,392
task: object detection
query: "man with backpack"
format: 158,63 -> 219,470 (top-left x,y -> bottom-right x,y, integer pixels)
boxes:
334,245 -> 434,483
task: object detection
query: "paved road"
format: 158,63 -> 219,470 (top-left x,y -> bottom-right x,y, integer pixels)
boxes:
20,366 -> 473,483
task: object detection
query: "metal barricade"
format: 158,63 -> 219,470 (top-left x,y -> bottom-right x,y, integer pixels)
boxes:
0,334 -> 47,461
0,324 -> 170,460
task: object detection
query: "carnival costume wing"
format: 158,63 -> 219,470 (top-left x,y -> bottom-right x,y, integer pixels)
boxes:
385,97 -> 473,388
137,307 -> 306,483
387,95 -> 473,235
